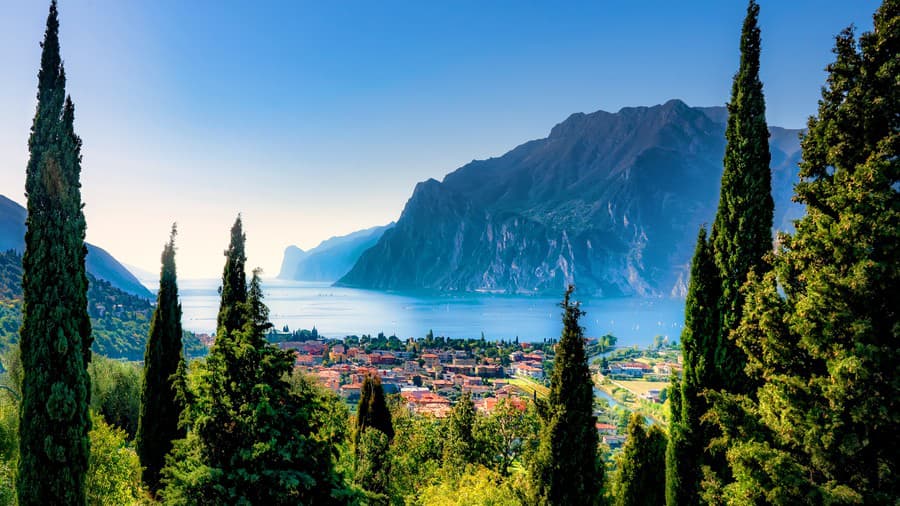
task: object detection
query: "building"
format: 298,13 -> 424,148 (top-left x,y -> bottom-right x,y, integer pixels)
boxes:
475,364 -> 504,378
595,423 -> 617,435
513,363 -> 544,380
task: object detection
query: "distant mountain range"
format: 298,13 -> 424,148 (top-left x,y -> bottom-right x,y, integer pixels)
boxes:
337,99 -> 803,297
0,194 -> 152,298
278,223 -> 394,281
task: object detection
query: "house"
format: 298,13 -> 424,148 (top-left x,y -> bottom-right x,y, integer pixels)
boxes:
475,364 -> 504,378
340,383 -> 362,401
443,364 -> 475,375
421,353 -> 440,369
595,423 -> 617,435
608,361 -> 652,378
602,435 -> 626,449
641,389 -> 662,403
400,390 -> 452,418
475,396 -> 528,414
653,362 -> 682,376
513,363 -> 544,380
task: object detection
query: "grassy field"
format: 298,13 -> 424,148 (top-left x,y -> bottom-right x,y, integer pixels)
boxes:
614,379 -> 670,397
506,377 -> 550,400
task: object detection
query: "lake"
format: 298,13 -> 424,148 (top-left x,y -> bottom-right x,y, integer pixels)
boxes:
176,278 -> 685,348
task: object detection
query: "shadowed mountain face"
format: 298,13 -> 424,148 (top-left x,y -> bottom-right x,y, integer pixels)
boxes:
0,194 -> 152,298
339,99 -> 803,297
278,223 -> 394,282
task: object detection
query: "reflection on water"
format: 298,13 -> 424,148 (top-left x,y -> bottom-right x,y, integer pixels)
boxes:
177,279 -> 684,347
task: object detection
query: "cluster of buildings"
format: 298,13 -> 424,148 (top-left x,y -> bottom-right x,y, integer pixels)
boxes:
606,360 -> 681,382
282,340 -> 550,418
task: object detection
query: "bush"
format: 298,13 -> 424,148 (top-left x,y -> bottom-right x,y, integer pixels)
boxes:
86,415 -> 147,506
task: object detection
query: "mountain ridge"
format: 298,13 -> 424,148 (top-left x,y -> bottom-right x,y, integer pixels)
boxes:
0,194 -> 152,298
338,99 -> 803,296
278,223 -> 395,282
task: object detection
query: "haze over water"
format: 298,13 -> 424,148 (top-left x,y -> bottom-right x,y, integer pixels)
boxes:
173,278 -> 684,347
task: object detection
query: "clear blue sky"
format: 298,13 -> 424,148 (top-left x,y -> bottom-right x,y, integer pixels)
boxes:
0,1 -> 880,278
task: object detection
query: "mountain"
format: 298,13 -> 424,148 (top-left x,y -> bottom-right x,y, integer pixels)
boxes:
338,99 -> 803,297
0,194 -> 151,298
0,249 -> 205,360
278,246 -> 308,279
278,223 -> 395,281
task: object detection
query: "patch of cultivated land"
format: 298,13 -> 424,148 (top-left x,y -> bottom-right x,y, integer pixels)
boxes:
506,377 -> 550,399
614,380 -> 669,396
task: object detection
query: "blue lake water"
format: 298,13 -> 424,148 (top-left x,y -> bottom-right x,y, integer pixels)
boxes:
176,279 -> 685,348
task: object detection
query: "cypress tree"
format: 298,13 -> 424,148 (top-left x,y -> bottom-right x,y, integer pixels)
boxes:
355,373 -> 394,447
136,225 -> 185,494
443,391 -> 479,468
17,2 -> 92,504
665,228 -> 719,505
722,2 -> 899,502
614,414 -> 667,506
162,223 -> 345,504
354,373 -> 394,499
530,286 -> 602,505
216,215 -> 247,339
710,0 -> 774,396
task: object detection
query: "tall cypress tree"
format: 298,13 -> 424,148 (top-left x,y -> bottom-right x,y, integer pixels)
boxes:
216,215 -> 247,339
710,0 -> 774,396
665,228 -> 719,505
355,373 -> 394,447
136,225 -> 185,494
162,222 -> 346,504
443,391 -> 479,469
614,414 -> 667,506
530,286 -> 602,505
354,373 -> 394,498
17,2 -> 92,504
722,2 -> 899,502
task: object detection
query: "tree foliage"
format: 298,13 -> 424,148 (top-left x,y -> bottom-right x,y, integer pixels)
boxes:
613,414 -> 666,506
710,0 -> 774,397
719,2 -> 900,503
666,228 -> 719,505
161,220 -> 346,504
17,2 -> 93,504
529,286 -> 603,505
136,225 -> 186,493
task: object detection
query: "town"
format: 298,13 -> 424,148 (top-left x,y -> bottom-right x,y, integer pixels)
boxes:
223,326 -> 686,450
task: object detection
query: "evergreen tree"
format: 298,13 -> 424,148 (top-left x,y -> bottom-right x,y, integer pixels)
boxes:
17,2 -> 92,504
353,373 -> 394,499
720,2 -> 899,503
665,228 -> 719,505
443,392 -> 479,469
710,0 -> 774,396
355,373 -> 394,447
162,223 -> 345,504
136,225 -> 185,494
530,286 -> 602,505
216,215 -> 247,339
614,414 -> 666,506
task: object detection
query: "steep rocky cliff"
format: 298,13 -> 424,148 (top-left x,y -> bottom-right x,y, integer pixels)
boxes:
339,100 -> 802,296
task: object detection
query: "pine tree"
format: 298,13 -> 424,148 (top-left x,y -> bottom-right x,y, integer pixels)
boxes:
17,2 -> 92,504
710,0 -> 774,396
136,225 -> 185,494
665,228 -> 719,505
721,2 -> 899,502
162,222 -> 346,504
530,286 -> 603,505
614,414 -> 666,506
